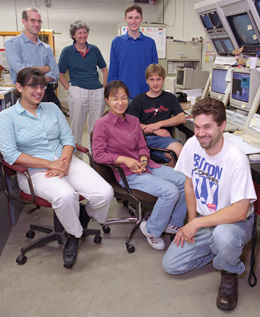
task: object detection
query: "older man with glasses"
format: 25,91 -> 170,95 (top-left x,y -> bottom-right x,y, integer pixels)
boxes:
5,7 -> 61,109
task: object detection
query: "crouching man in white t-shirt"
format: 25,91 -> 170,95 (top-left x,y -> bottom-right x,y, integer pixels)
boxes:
162,97 -> 256,312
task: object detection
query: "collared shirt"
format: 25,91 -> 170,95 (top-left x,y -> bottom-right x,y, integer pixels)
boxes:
92,111 -> 160,182
4,32 -> 59,84
0,100 -> 75,171
108,32 -> 158,98
58,42 -> 106,90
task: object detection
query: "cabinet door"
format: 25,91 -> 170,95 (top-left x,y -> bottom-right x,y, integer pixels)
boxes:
167,42 -> 201,60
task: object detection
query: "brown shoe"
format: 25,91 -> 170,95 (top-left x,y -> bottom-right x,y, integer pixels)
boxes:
216,271 -> 238,311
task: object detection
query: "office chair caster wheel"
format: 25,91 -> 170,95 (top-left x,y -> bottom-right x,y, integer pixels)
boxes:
63,262 -> 73,269
128,209 -> 135,217
126,244 -> 135,253
102,225 -> 110,234
123,200 -> 128,207
16,254 -> 27,265
94,235 -> 102,244
26,230 -> 35,239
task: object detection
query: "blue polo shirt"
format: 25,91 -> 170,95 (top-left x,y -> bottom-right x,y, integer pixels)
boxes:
58,42 -> 106,90
108,32 -> 158,98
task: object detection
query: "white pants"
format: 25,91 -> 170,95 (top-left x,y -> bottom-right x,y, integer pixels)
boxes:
18,156 -> 114,238
68,86 -> 105,146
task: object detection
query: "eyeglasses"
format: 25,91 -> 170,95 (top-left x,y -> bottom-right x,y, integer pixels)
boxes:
27,19 -> 43,24
25,84 -> 47,90
109,97 -> 129,104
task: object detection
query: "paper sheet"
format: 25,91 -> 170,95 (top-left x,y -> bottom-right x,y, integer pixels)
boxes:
224,132 -> 260,154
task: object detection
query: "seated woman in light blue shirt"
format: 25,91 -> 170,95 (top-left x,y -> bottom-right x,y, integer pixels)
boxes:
0,67 -> 113,268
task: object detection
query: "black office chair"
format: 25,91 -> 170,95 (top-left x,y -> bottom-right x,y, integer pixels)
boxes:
92,160 -> 157,253
148,145 -> 178,166
0,144 -> 102,269
126,107 -> 178,166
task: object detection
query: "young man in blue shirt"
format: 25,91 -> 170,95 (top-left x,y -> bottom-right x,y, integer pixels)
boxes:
108,4 -> 158,101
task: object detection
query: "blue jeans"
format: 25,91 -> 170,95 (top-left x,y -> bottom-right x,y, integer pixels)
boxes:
119,166 -> 187,237
146,135 -> 179,162
162,213 -> 254,275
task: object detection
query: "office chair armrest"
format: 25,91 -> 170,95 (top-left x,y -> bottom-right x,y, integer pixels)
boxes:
75,144 -> 94,167
96,162 -> 134,195
75,144 -> 89,153
0,159 -> 36,204
2,160 -> 28,174
148,146 -> 177,164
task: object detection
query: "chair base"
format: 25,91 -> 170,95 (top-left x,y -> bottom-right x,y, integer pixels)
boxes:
102,216 -> 142,253
16,227 -> 66,265
16,213 -> 102,267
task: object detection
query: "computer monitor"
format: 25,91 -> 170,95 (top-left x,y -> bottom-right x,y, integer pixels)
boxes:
210,66 -> 229,100
200,13 -> 214,30
220,0 -> 260,54
195,2 -> 236,56
209,10 -> 223,29
212,39 -> 226,54
176,68 -> 194,90
176,68 -> 209,90
230,68 -> 260,111
199,10 -> 224,31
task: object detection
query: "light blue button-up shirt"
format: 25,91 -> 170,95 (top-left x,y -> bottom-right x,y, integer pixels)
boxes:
5,32 -> 60,84
0,100 -> 75,171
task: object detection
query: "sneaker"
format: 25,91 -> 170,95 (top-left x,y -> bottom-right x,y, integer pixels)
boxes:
140,221 -> 165,250
164,224 -> 180,235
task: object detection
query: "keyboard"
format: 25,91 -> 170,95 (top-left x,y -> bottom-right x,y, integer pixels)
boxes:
235,131 -> 260,149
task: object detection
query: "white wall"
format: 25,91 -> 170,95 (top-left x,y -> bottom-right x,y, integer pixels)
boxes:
0,0 -> 157,62
0,0 -> 212,103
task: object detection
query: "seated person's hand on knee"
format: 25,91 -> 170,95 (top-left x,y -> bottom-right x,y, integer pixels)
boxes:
45,169 -> 65,179
174,222 -> 196,247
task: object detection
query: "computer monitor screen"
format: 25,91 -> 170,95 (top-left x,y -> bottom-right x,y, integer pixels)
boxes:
209,11 -> 223,29
227,13 -> 259,46
212,39 -> 226,54
254,0 -> 260,17
200,14 -> 213,30
232,72 -> 250,103
211,68 -> 227,94
222,38 -> 234,54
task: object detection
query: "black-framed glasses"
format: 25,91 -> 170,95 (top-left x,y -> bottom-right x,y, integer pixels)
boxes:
25,84 -> 47,90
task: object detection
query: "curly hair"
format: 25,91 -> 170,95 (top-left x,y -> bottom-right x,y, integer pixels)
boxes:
69,19 -> 90,40
191,97 -> 226,126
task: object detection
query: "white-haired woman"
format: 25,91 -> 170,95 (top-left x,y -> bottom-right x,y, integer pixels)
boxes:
59,19 -> 108,150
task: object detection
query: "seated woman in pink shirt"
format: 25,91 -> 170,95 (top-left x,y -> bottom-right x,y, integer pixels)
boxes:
92,80 -> 187,250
